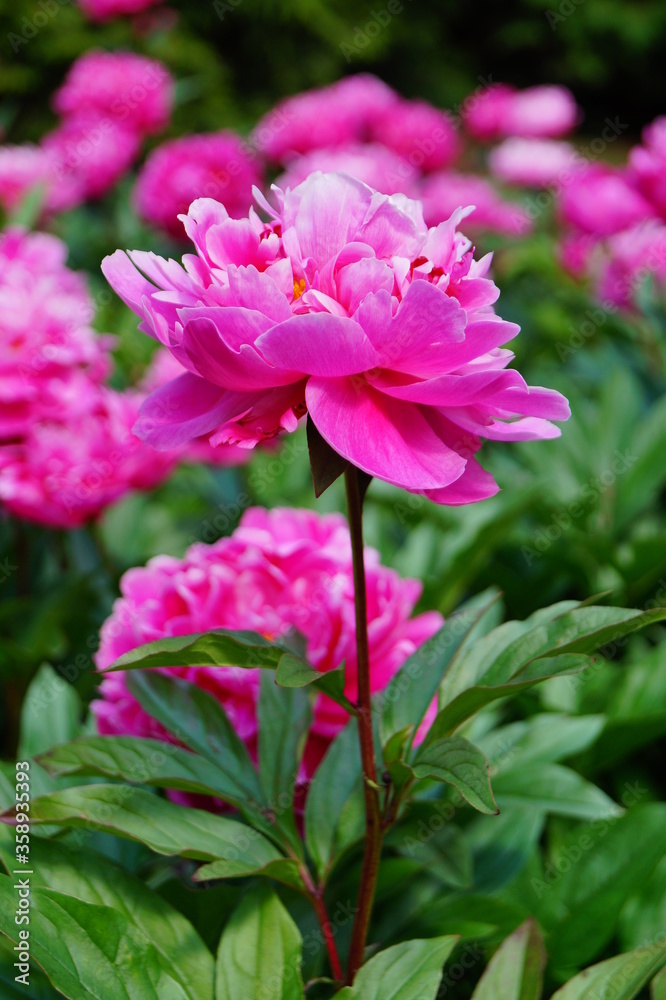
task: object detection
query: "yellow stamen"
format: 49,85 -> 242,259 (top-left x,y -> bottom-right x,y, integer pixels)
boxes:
293,278 -> 306,301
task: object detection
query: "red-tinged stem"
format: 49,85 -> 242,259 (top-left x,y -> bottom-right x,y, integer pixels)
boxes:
299,864 -> 344,982
344,466 -> 383,984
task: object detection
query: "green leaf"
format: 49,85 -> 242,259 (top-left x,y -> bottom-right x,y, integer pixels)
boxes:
275,656 -> 355,713
652,966 -> 666,1000
424,654 -> 590,741
543,804 -> 666,970
0,785 -> 294,878
379,601 -> 494,747
467,807 -> 545,892
258,672 -> 310,852
305,720 -> 364,878
491,764 -> 621,820
476,714 -> 605,768
193,857 -> 304,890
550,941 -> 666,999
0,876 -> 200,999
107,628 -> 308,673
471,919 -> 545,1000
0,837 -> 214,999
307,414 -> 349,496
215,883 -> 304,999
18,663 -> 80,760
126,672 -> 265,809
337,936 -> 458,1000
37,735 -> 251,802
412,737 -> 498,815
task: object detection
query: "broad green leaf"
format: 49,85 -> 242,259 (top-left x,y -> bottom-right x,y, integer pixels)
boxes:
389,819 -> 473,889
215,883 -> 304,1000
258,673 -> 310,853
108,628 -> 308,673
0,837 -> 214,999
551,941 -> 666,999
471,919 -> 545,1000
337,936 -> 458,1000
438,602 -> 579,708
652,966 -> 666,1000
409,893 -> 528,943
274,656 -> 355,713
412,737 -> 498,814
425,654 -> 590,741
304,720 -> 364,878
126,672 -> 265,808
491,764 -> 621,821
37,735 -> 250,802
543,804 -> 666,969
18,663 -> 80,760
193,857 -> 303,888
476,714 -> 605,768
0,877 -> 197,999
468,807 -> 545,892
0,785 -> 297,881
379,601 -> 493,745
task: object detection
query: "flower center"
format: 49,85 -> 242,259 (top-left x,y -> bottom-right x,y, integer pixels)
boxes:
293,278 -> 306,301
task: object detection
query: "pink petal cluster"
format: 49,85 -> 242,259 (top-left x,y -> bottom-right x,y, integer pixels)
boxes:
419,172 -> 533,234
595,222 -> 666,309
0,52 -> 173,217
276,144 -> 418,197
133,133 -> 262,239
92,506 -> 444,779
628,117 -> 666,221
558,165 -> 654,237
253,75 -> 397,162
52,51 -> 174,138
366,98 -> 461,172
0,229 -> 246,528
103,171 -> 568,505
489,138 -> 578,188
465,84 -> 579,141
75,0 -> 163,20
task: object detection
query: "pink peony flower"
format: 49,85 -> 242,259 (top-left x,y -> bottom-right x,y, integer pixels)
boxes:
465,84 -> 579,141
419,171 -> 533,235
628,117 -> 666,221
558,231 -> 601,280
488,138 -> 578,188
0,228 -> 112,440
253,74 -> 398,162
42,115 -> 141,208
596,222 -> 666,310
75,0 -> 164,21
92,506 -> 444,779
53,51 -> 173,138
103,172 -> 569,506
557,165 -> 655,237
276,144 -> 419,197
134,133 -> 262,239
0,375 -> 178,528
0,145 -> 51,213
367,98 -> 462,172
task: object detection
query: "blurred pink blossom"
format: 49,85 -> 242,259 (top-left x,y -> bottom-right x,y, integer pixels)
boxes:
489,137 -> 578,187
53,51 -> 173,138
276,143 -> 418,196
0,145 -> 50,214
367,98 -> 461,171
134,132 -> 262,238
75,0 -> 164,21
557,164 -> 655,237
466,84 -> 579,141
42,115 -> 141,208
253,74 -> 397,162
628,117 -> 666,221
92,506 -> 444,780
420,171 -> 533,235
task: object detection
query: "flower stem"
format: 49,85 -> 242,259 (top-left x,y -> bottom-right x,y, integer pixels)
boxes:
298,863 -> 344,982
344,466 -> 383,984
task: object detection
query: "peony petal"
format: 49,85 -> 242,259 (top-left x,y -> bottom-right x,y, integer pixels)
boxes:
367,368 -> 526,406
101,250 -> 155,316
306,376 -> 467,489
425,457 -> 499,505
134,371 -> 255,448
180,313 -> 299,390
257,313 -> 381,376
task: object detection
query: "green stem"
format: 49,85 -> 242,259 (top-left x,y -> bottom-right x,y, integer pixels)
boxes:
344,467 -> 383,984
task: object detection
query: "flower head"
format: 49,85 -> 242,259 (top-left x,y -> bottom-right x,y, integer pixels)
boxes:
103,171 -> 569,506
92,506 -> 443,776
134,133 -> 262,239
558,165 -> 654,237
488,138 -> 578,188
419,171 -> 533,234
466,84 -> 579,141
53,51 -> 173,138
